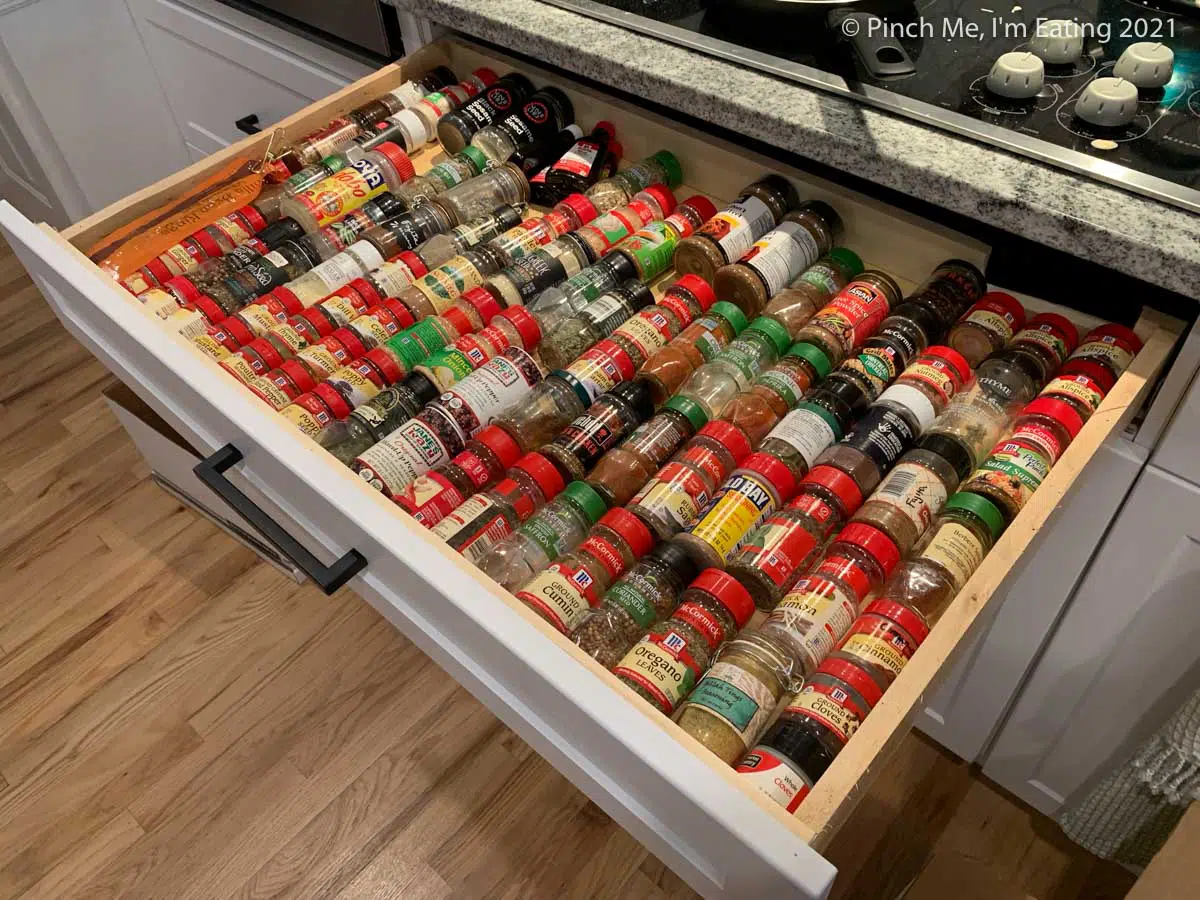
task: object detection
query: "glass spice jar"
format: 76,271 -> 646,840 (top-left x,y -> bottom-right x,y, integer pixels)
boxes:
395,424 -> 524,527
829,300 -> 945,408
793,271 -> 903,367
1040,359 -> 1115,421
904,259 -> 987,328
477,481 -> 608,591
612,569 -> 755,714
754,392 -> 853,490
280,144 -> 417,234
825,598 -> 932,694
526,253 -> 639,330
539,380 -> 655,482
585,150 -> 683,214
672,176 -> 800,284
958,435 -> 1052,526
572,541 -> 699,669
566,185 -> 675,260
397,244 -> 512,321
720,342 -> 833,446
433,452 -> 566,564
316,376 -> 440,465
676,317 -> 792,420
1008,313 -> 1079,386
537,280 -> 656,371
628,420 -> 752,541
711,202 -> 842,318
762,248 -> 863,339
415,204 -> 526,271
726,463 -> 864,610
947,291 -> 1026,369
674,451 -> 799,571
636,301 -> 749,408
481,238 -> 595,314
391,145 -> 489,212
1007,396 -> 1083,465
1071,323 -> 1142,380
516,507 -> 654,634
430,162 -> 530,227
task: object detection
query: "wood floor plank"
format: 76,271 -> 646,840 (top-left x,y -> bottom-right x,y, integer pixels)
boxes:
17,811 -> 144,900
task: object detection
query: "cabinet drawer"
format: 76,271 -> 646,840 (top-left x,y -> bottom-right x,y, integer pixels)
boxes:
1,37 -> 1182,900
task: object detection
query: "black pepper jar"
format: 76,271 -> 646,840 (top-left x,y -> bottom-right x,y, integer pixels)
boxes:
905,259 -> 987,330
437,73 -> 536,154
824,299 -> 944,408
539,379 -> 656,482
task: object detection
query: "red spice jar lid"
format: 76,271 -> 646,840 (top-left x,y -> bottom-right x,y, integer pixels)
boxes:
1081,322 -> 1143,355
295,307 -> 337,338
973,291 -> 1026,331
244,337 -> 285,370
163,275 -> 203,304
363,346 -> 406,384
330,328 -> 368,360
1057,357 -> 1117,393
475,424 -> 523,470
267,287 -> 304,315
670,273 -> 716,312
238,204 -> 268,233
741,451 -> 797,501
441,305 -> 475,337
373,142 -> 416,182
799,465 -> 864,516
514,451 -> 565,500
640,184 -> 676,216
347,277 -> 383,308
143,257 -> 174,285
680,194 -> 718,224
836,523 -> 901,578
470,67 -> 499,87
816,657 -> 884,708
922,345 -> 973,386
192,294 -> 228,327
461,286 -> 502,326
696,420 -> 753,465
559,192 -> 599,226
1023,396 -> 1084,440
381,298 -> 416,330
396,250 -> 428,281
221,315 -> 257,348
1025,313 -> 1079,355
690,568 -> 756,628
597,507 -> 655,558
293,388 -> 349,422
191,228 -> 224,259
863,598 -> 932,645
496,306 -> 542,350
279,359 -> 318,393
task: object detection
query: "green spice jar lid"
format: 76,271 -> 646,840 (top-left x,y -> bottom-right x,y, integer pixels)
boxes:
828,247 -> 865,277
795,400 -> 844,442
563,481 -> 608,524
747,316 -> 791,355
663,393 -> 709,431
945,491 -> 1006,540
459,145 -> 489,176
651,150 -> 683,188
710,300 -> 749,336
784,341 -> 832,379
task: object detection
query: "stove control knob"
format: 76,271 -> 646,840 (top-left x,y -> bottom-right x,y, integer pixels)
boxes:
986,51 -> 1045,99
1076,77 -> 1140,127
1113,42 -> 1175,89
1030,19 -> 1085,65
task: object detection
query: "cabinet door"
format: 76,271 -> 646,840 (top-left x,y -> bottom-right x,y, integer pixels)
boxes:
983,465 -> 1200,815
0,90 -> 69,228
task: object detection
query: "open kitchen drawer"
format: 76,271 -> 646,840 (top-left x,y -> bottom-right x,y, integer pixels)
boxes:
0,36 -> 1183,900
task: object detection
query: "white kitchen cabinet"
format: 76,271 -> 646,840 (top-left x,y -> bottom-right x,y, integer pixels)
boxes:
983,464 -> 1200,815
0,36 -> 1183,899
0,88 -> 69,229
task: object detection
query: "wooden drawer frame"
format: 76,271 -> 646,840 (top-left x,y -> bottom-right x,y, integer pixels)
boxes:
1,37 -> 1182,899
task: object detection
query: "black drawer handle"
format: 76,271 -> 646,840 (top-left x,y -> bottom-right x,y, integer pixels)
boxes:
194,444 -> 366,595
235,114 -> 262,135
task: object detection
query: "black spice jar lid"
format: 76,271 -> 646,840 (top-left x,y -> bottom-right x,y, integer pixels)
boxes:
799,199 -> 841,235
645,539 -> 700,586
916,432 -> 975,483
754,173 -> 800,210
887,300 -> 944,345
609,379 -> 654,422
402,370 -> 441,409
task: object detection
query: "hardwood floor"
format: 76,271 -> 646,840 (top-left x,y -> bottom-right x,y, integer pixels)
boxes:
0,241 -> 1137,899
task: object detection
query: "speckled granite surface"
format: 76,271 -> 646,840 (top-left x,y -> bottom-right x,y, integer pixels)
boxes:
388,0 -> 1200,299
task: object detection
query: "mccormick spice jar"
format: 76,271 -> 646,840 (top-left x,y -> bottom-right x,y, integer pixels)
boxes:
1040,359 -> 1114,421
515,507 -> 654,635
720,342 -> 833,446
584,150 -> 682,214
612,569 -> 755,715
317,377 -> 440,466
538,380 -> 655,482
572,541 -> 699,668
636,301 -> 749,407
395,424 -> 523,527
754,392 -> 853,488
793,271 -> 902,366
959,435 -> 1052,525
1006,397 -> 1083,465
947,291 -> 1026,368
675,317 -> 792,420
762,249 -> 863,338
1070,323 -> 1142,380
827,598 -> 930,693
1008,313 -> 1079,385
674,451 -> 799,571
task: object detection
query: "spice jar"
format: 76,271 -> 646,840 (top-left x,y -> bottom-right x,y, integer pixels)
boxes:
397,244 -> 511,320
613,569 -> 755,714
516,507 -> 654,634
947,291 -> 1026,368
1008,313 -> 1079,386
793,271 -> 902,366
628,420 -> 752,541
605,274 -> 714,366
754,394 -> 853,490
676,317 -> 792,420
904,259 -> 987,328
726,464 -> 864,609
415,204 -> 525,271
829,300 -> 944,407
428,162 -> 530,227
539,122 -> 616,202
763,248 -> 863,338
347,67 -> 455,130
482,238 -> 595,314
826,597 -> 931,693
712,202 -> 841,317
959,435 -> 1051,525
1071,323 -> 1142,380
395,424 -> 523,527
585,150 -> 683,214
673,176 -> 800,283
1007,396 -> 1083,465
526,252 -> 639,330
392,146 -> 489,211
436,73 -> 535,154
538,280 -> 656,370
637,301 -> 748,407
317,376 -> 440,464
539,380 -> 655,482
279,144 -> 416,233
675,451 -> 799,570
572,541 -> 698,668
1040,359 -> 1114,421
567,185 -> 675,260
720,342 -> 833,446
817,346 -> 973,496
477,481 -> 608,590
433,451 -> 565,563
737,657 -> 883,811
270,240 -> 387,309
489,193 -> 600,268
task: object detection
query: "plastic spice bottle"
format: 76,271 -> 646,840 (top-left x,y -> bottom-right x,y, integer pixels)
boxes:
628,420 -> 752,541
726,464 -> 864,609
476,481 -> 608,590
720,342 -> 833,447
346,67 -> 456,130
711,202 -> 842,317
481,238 -> 596,313
1008,313 -> 1079,385
543,121 -> 618,203
396,244 -> 512,321
315,376 -> 440,464
762,248 -> 864,338
567,185 -> 676,260
612,569 -> 755,715
539,380 -> 655,482
414,204 -> 525,271
636,301 -> 749,407
1072,323 -> 1142,380
1040,359 -> 1115,421
793,271 -> 903,366
586,395 -> 709,508
959,435 -> 1051,526
392,146 -> 490,211
395,424 -> 524,527
436,73 -> 535,154
676,317 -> 792,420
516,507 -> 654,634
674,451 -> 799,570
585,150 -> 683,214
433,452 -> 566,564
526,252 -> 639,332
279,144 -> 416,234
1007,397 -> 1083,465
605,273 -> 715,365
947,291 -> 1026,368
904,259 -> 987,328
572,541 -> 699,669
673,176 -> 800,283
817,346 -> 973,496
199,239 -> 324,318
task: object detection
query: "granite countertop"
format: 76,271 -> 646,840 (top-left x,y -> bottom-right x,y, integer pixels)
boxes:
388,0 -> 1200,300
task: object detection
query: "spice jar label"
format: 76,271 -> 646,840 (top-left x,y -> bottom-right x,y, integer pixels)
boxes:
903,359 -> 961,406
1076,336 -> 1135,373
918,522 -> 985,590
742,222 -> 820,297
280,401 -> 328,438
1011,421 -> 1068,463
786,679 -> 870,745
354,418 -> 456,495
773,577 -> 858,674
756,367 -> 809,409
698,197 -> 774,261
685,663 -> 777,741
517,563 -> 597,634
295,160 -> 388,229
629,465 -> 709,534
674,600 -> 728,651
434,494 -> 515,563
1043,374 -> 1105,417
434,350 -> 542,437
686,473 -> 779,562
613,629 -> 701,714
1015,325 -> 1069,365
770,407 -> 838,471
737,520 -> 822,593
963,304 -> 1017,343
841,405 -> 922,472
605,579 -> 659,630
966,439 -> 1050,514
372,260 -> 419,297
614,310 -> 674,358
810,281 -> 893,355
297,344 -> 343,379
691,316 -> 731,362
873,461 -> 948,533
736,749 -> 814,813
563,342 -> 636,404
402,472 -> 464,527
412,257 -> 485,312
838,620 -> 918,680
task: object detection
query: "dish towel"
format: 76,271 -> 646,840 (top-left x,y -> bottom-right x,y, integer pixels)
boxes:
1057,687 -> 1200,867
